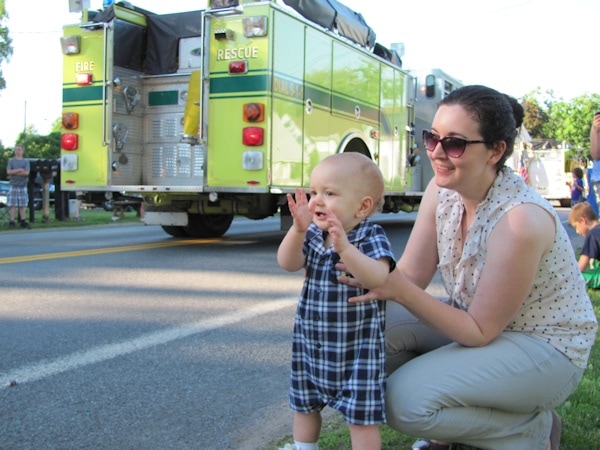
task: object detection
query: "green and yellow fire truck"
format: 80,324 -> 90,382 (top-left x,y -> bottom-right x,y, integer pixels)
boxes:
60,0 -> 422,237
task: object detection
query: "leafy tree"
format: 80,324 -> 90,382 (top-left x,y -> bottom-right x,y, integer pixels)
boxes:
543,93 -> 600,154
16,129 -> 61,160
522,96 -> 548,139
0,0 -> 14,90
0,130 -> 60,180
521,89 -> 600,157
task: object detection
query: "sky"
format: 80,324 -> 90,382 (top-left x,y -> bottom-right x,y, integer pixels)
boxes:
0,0 -> 598,147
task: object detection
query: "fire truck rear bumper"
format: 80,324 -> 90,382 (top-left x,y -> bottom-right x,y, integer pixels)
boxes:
143,211 -> 188,226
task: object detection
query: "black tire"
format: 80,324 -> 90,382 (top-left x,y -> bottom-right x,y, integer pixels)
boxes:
184,213 -> 233,238
161,225 -> 189,237
102,199 -> 114,211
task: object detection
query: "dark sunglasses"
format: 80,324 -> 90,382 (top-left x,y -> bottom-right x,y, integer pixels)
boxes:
422,129 -> 487,158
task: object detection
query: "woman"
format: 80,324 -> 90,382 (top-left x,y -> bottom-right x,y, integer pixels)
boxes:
340,85 -> 597,449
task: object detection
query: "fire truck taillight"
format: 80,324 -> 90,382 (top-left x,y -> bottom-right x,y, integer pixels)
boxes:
76,73 -> 93,85
243,16 -> 267,37
243,127 -> 263,146
243,103 -> 264,122
61,133 -> 79,151
60,35 -> 81,55
229,61 -> 247,74
62,112 -> 79,130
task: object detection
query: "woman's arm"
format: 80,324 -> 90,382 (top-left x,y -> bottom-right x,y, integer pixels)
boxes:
336,179 -> 439,291
345,202 -> 555,347
395,179 -> 440,288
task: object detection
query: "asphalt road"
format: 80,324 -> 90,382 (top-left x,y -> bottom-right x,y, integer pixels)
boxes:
0,209 -> 578,449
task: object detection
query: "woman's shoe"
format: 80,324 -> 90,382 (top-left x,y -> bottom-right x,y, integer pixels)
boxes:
412,439 -> 450,449
412,439 -> 481,450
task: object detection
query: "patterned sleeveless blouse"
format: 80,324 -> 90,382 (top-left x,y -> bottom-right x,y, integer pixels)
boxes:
436,167 -> 597,369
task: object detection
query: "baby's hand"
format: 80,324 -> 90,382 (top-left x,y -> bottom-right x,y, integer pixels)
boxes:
288,188 -> 313,232
326,210 -> 350,253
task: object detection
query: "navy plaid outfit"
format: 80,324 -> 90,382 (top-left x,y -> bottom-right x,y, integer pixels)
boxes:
289,219 -> 395,425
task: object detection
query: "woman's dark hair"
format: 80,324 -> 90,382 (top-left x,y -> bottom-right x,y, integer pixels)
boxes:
439,85 -> 524,171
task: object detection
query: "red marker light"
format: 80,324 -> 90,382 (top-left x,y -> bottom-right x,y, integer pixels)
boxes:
61,133 -> 79,150
229,61 -> 247,74
76,73 -> 92,85
243,127 -> 263,146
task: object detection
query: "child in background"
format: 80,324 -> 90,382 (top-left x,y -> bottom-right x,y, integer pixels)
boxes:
277,152 -> 395,450
569,201 -> 600,287
567,167 -> 585,206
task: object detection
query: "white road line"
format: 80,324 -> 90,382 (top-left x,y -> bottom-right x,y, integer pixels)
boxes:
1,298 -> 296,388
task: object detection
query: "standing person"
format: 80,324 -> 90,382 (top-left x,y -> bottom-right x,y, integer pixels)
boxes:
6,145 -> 31,229
277,152 -> 396,450
589,111 -> 600,204
566,166 -> 585,206
339,85 -> 597,450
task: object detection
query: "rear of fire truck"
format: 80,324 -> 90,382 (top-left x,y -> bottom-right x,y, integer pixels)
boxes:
60,0 -> 415,238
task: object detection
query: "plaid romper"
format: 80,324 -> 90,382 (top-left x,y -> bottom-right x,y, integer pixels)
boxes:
289,219 -> 395,425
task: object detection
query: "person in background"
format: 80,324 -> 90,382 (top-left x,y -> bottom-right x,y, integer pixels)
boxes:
277,152 -> 396,450
568,201 -> 600,289
567,166 -> 585,206
589,112 -> 600,204
339,85 -> 597,450
6,144 -> 31,229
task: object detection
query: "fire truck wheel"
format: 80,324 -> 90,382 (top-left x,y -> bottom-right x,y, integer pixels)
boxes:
184,213 -> 234,238
161,225 -> 189,237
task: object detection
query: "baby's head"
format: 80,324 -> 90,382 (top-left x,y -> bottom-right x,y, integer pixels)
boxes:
312,152 -> 384,217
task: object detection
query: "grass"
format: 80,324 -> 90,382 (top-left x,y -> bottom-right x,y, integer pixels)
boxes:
0,206 -> 142,231
269,291 -> 600,450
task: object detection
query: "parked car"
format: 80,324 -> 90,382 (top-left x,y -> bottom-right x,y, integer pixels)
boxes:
0,180 -> 9,205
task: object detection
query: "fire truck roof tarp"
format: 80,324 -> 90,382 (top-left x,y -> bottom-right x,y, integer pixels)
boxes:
282,0 -> 375,49
146,11 -> 204,75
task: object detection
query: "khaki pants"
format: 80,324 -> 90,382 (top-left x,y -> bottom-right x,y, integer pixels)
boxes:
384,302 -> 584,450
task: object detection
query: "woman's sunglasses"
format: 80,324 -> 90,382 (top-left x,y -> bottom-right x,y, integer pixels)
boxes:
422,130 -> 487,158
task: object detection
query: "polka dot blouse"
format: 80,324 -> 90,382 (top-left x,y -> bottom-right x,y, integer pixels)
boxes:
436,168 -> 598,369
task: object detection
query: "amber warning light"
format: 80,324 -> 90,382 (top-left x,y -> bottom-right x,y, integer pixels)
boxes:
62,112 -> 79,130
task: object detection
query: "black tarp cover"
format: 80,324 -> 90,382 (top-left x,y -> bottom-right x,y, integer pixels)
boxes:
92,6 -> 204,75
146,11 -> 204,75
282,0 -> 375,49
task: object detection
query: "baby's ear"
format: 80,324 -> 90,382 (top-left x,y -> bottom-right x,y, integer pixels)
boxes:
357,196 -> 374,218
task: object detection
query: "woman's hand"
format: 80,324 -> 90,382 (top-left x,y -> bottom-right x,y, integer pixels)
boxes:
337,262 -> 403,303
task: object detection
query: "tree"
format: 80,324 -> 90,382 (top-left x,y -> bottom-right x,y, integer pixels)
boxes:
16,129 -> 61,160
522,96 -> 548,139
544,93 -> 600,154
0,130 -> 60,180
521,89 -> 600,157
0,0 -> 14,90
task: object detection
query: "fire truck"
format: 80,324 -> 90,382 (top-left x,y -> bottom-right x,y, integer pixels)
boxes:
60,0 -> 442,237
